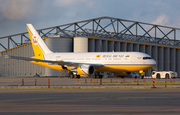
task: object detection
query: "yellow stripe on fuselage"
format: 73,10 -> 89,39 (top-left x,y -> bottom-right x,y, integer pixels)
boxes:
30,61 -> 154,73
95,64 -> 154,72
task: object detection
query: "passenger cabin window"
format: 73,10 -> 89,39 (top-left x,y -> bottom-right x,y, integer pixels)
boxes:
143,57 -> 152,60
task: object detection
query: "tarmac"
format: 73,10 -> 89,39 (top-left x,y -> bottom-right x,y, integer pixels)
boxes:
1,77 -> 180,114
1,88 -> 180,114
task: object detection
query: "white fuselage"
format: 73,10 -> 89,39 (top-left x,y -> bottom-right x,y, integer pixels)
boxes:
43,52 -> 156,72
44,52 -> 155,65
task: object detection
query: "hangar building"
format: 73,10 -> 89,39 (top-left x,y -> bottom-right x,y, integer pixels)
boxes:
0,17 -> 180,77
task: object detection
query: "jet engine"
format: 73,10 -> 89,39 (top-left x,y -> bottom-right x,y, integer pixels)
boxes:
77,65 -> 95,75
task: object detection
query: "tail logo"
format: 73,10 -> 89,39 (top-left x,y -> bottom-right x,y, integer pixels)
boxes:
32,36 -> 39,45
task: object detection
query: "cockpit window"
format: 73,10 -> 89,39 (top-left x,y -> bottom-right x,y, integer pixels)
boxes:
143,57 -> 152,60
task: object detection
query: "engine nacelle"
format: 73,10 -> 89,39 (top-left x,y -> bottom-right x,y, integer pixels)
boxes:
77,65 -> 95,75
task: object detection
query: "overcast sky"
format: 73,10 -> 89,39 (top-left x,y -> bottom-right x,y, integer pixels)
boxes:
0,0 -> 180,51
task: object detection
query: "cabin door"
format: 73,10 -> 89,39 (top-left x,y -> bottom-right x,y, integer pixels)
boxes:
131,56 -> 135,63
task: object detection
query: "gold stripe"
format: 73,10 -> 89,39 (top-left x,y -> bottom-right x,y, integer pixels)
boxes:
96,64 -> 154,72
74,37 -> 88,39
31,62 -> 154,74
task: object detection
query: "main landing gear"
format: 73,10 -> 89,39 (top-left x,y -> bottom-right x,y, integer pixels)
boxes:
93,72 -> 103,79
93,75 -> 103,79
70,73 -> 80,79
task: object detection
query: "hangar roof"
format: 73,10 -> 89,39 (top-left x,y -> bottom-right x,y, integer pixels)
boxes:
1,16 -> 180,51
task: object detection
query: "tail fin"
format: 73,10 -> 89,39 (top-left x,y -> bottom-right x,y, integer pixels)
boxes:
26,24 -> 52,57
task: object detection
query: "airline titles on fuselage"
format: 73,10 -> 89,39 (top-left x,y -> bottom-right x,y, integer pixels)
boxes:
53,54 -> 149,62
102,55 -> 125,58
55,55 -> 128,60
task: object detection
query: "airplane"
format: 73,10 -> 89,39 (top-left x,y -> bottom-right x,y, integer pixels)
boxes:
5,24 -> 156,78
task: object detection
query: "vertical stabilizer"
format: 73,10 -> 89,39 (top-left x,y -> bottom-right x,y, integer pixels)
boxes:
26,24 -> 52,57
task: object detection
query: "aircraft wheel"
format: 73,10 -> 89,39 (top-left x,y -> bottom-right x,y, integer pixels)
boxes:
70,74 -> 74,79
77,75 -> 80,78
96,75 -> 99,79
93,75 -> 100,79
93,75 -> 96,79
140,75 -> 144,79
99,75 -> 103,78
121,76 -> 124,78
74,74 -> 77,79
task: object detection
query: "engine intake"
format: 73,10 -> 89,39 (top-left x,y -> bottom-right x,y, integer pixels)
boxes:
77,65 -> 95,75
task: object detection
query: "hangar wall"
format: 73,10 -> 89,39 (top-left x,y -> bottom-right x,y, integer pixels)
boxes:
0,37 -> 73,77
0,43 -> 44,77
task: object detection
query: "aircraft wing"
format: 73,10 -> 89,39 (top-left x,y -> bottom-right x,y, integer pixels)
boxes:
5,55 -> 104,69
